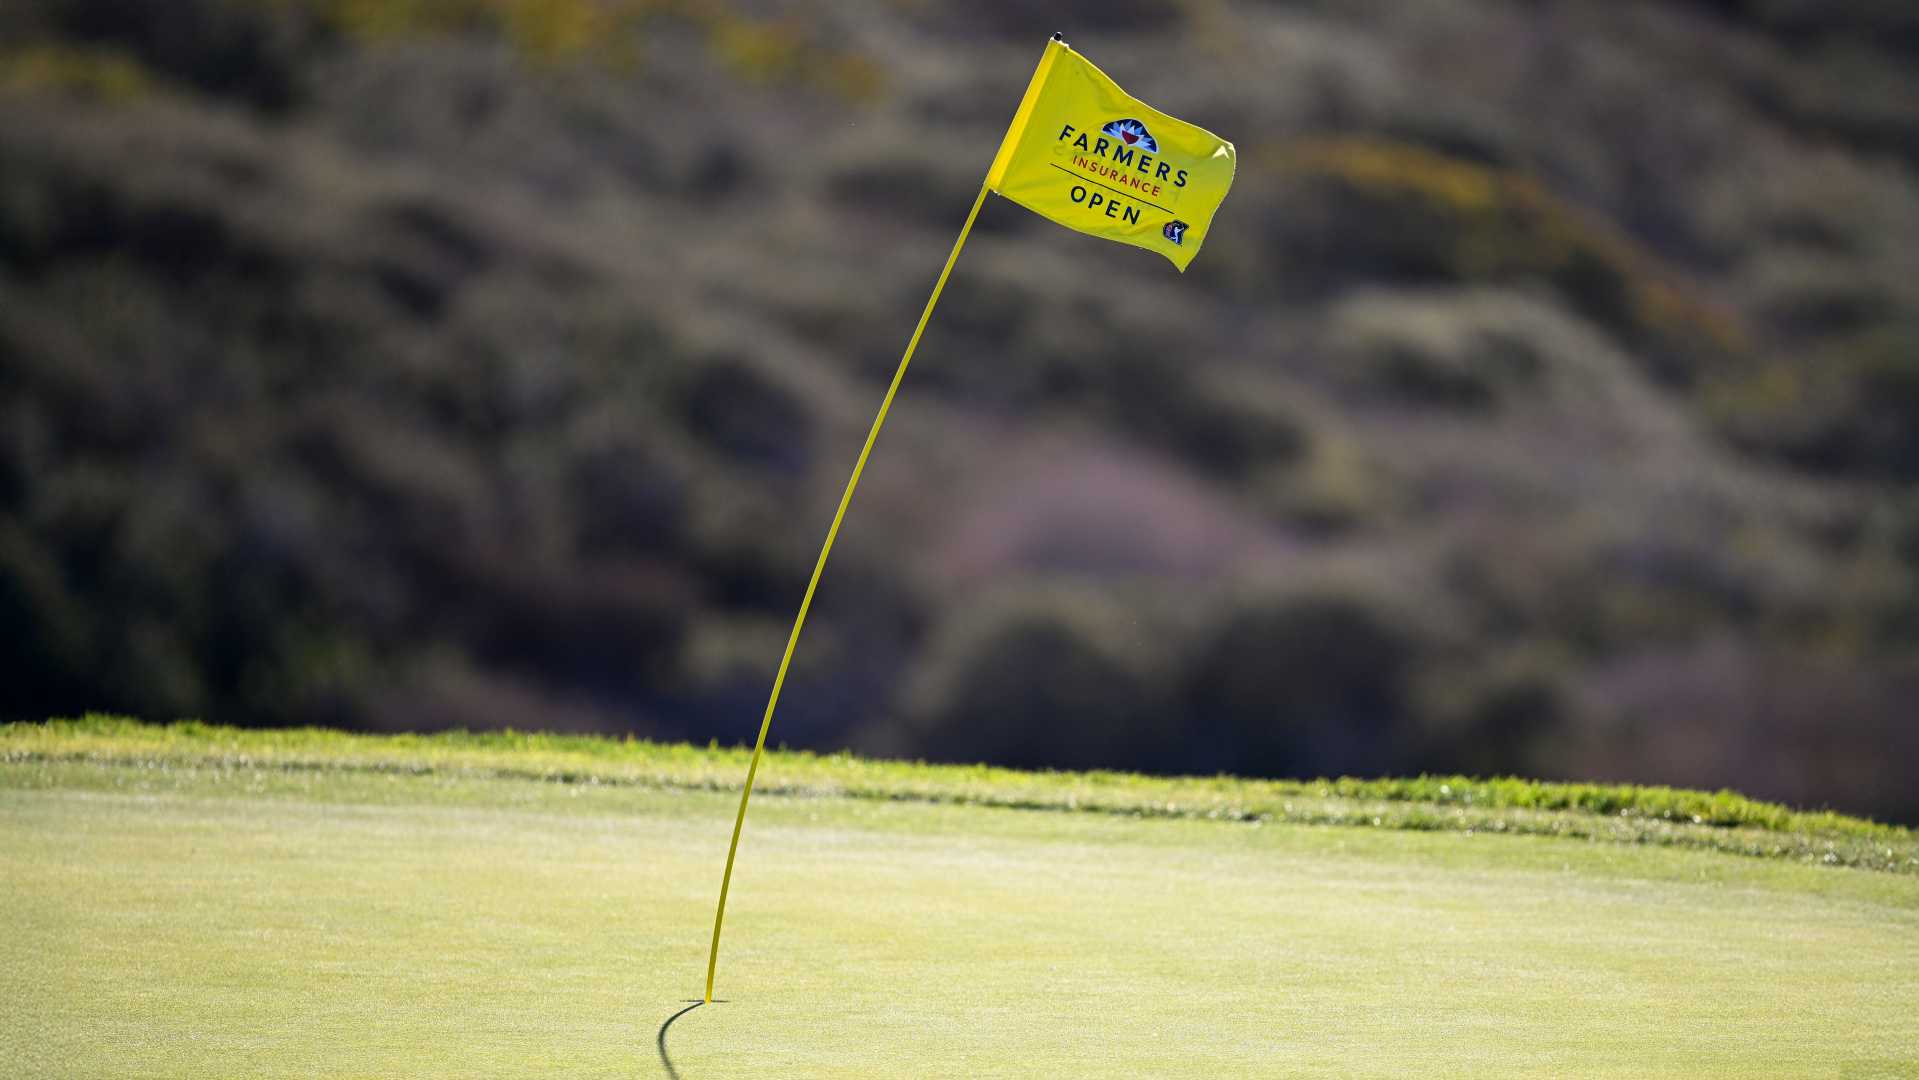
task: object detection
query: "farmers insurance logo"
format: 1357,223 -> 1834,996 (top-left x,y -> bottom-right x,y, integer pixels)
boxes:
1055,120 -> 1192,190
1101,118 -> 1158,153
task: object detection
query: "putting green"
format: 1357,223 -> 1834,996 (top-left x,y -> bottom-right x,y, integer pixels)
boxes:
3,739 -> 1916,1078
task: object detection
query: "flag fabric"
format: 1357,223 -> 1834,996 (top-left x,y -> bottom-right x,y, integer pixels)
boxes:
986,39 -> 1236,271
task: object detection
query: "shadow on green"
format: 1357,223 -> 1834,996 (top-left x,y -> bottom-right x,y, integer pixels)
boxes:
656,1000 -> 723,1079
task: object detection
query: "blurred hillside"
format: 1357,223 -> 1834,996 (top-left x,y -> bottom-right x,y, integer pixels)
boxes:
3,0 -> 1917,822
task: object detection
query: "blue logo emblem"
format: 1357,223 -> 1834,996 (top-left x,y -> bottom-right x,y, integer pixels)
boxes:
1102,118 -> 1158,153
1163,220 -> 1189,245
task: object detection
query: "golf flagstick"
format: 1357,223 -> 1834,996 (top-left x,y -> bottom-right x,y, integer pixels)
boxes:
703,180 -> 992,1004
702,32 -> 1233,1001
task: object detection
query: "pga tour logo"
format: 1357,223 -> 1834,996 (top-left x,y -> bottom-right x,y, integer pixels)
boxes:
1163,220 -> 1189,245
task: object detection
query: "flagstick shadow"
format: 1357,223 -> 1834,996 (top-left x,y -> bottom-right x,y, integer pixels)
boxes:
655,1000 -> 719,1079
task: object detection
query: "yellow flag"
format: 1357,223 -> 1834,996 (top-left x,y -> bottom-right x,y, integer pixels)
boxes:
986,38 -> 1236,272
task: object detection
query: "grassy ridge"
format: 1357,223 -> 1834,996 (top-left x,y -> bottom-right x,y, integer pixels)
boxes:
5,716 -> 1913,875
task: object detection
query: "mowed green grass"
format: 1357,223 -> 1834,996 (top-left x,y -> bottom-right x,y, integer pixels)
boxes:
3,726 -> 1917,1078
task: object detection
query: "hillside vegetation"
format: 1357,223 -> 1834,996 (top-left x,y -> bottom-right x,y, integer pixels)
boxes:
2,1 -> 1918,822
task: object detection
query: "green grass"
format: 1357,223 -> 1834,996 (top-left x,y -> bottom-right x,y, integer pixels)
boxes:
7,716 -> 1915,873
4,719 -> 1918,1078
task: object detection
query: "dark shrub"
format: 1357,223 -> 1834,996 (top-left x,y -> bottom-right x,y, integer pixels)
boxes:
0,520 -> 94,719
825,151 -> 983,231
1416,649 -> 1570,779
680,356 -> 812,474
891,588 -> 1167,771
1322,290 -> 1550,412
1179,588 -> 1424,779
46,0 -> 319,110
1709,324 -> 1919,482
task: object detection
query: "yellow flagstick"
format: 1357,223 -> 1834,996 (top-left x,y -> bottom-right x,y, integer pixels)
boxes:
703,181 -> 993,1004
700,30 -> 1236,1001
